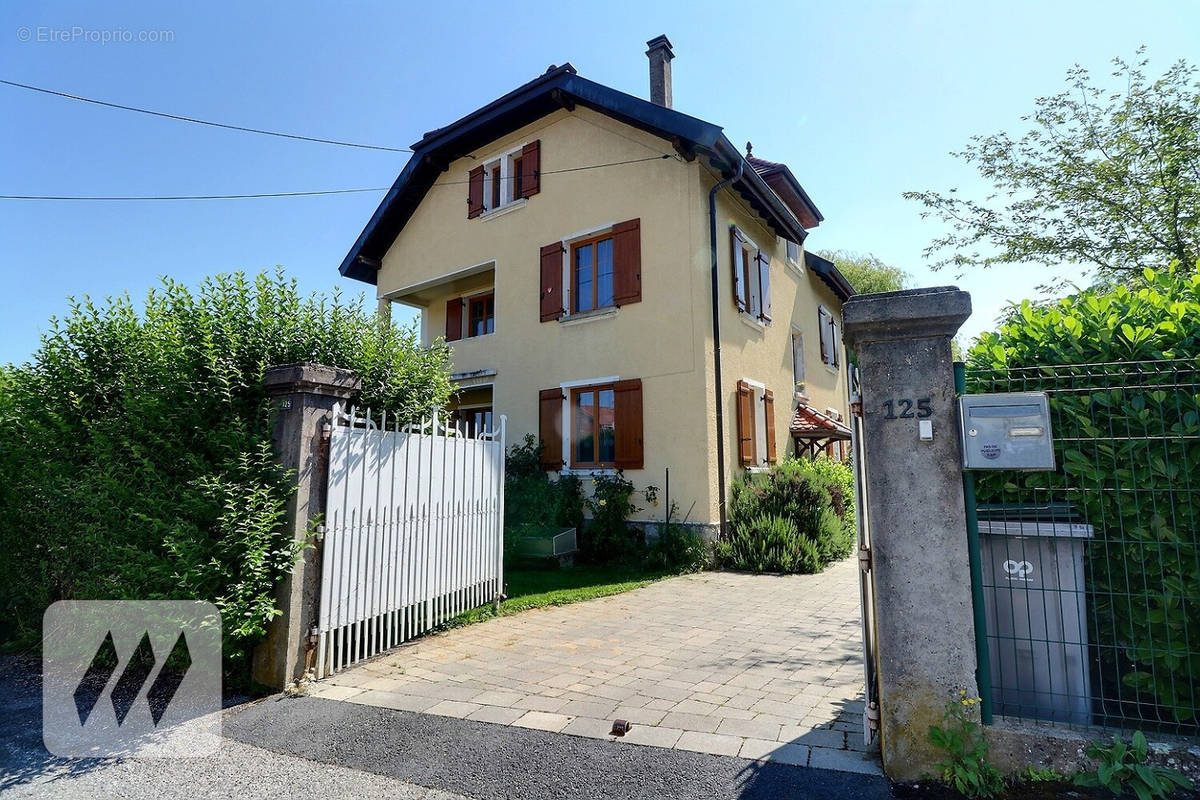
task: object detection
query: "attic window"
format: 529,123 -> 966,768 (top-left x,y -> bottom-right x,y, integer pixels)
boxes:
468,140 -> 541,218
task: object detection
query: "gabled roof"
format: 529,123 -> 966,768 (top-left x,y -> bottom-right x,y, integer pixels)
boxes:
339,64 -> 825,285
748,156 -> 824,230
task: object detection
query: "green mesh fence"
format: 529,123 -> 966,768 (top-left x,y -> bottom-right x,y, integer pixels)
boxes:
963,360 -> 1200,734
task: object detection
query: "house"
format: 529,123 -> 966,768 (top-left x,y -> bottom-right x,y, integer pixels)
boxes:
338,36 -> 853,537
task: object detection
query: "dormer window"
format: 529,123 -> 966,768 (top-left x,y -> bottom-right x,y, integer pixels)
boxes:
467,140 -> 541,218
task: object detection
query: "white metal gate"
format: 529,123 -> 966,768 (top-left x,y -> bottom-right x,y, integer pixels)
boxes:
315,403 -> 506,678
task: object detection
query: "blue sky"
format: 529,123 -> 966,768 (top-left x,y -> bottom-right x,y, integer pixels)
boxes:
1,0 -> 1195,365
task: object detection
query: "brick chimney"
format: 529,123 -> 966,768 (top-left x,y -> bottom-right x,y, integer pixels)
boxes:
645,35 -> 674,108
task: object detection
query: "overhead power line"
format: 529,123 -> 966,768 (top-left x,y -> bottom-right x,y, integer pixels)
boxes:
0,188 -> 391,201
432,154 -> 676,185
0,78 -> 412,153
0,155 -> 677,201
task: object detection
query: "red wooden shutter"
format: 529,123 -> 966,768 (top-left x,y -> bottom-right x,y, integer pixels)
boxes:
520,140 -> 541,198
538,388 -> 563,470
730,228 -> 748,311
613,378 -> 644,469
445,298 -> 463,341
736,380 -> 755,467
539,242 -> 564,322
612,218 -> 642,306
467,166 -> 484,218
763,389 -> 777,464
757,250 -> 772,322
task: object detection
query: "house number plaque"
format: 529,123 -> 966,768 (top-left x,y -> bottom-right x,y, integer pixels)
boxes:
882,398 -> 932,420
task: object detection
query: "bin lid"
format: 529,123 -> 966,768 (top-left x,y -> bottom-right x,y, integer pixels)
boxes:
976,502 -> 1082,522
978,519 -> 1093,539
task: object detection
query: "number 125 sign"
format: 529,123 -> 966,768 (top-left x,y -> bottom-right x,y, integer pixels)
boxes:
882,398 -> 932,420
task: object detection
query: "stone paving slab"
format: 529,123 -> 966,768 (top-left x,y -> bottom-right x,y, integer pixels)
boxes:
309,557 -> 881,776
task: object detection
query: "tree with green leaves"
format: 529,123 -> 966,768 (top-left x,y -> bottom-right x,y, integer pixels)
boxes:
0,271 -> 453,677
906,52 -> 1200,281
818,250 -> 910,295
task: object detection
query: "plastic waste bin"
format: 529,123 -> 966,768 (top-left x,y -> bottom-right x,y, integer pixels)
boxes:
977,504 -> 1093,724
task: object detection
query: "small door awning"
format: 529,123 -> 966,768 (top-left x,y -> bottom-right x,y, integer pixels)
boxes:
791,403 -> 851,457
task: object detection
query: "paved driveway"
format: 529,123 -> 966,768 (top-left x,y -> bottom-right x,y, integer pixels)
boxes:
309,557 -> 877,775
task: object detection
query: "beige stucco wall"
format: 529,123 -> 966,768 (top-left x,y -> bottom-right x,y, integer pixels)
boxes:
379,107 -> 713,524
375,106 -> 846,526
687,170 -> 850,524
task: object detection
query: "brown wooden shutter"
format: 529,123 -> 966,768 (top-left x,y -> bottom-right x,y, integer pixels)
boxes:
736,380 -> 755,467
763,389 -> 777,464
538,388 -> 563,470
612,218 -> 641,306
613,378 -> 644,469
539,242 -> 564,322
730,228 -> 748,311
757,250 -> 772,322
520,140 -> 541,198
445,298 -> 463,342
467,166 -> 484,218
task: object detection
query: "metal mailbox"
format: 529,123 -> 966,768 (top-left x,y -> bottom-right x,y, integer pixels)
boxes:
959,392 -> 1054,470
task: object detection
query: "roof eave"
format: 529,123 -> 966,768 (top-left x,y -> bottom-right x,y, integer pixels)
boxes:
705,137 -> 809,244
338,71 -> 815,286
804,251 -> 855,302
339,71 -> 726,287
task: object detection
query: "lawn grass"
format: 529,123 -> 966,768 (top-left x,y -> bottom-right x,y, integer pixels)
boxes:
442,562 -> 673,629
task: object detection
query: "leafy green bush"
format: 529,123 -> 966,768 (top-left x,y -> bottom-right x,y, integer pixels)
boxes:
647,504 -> 708,573
1073,731 -> 1193,798
717,514 -> 822,574
720,457 -> 851,574
967,264 -> 1200,726
503,434 -> 585,544
580,472 -> 647,563
0,270 -> 452,676
797,455 -> 856,538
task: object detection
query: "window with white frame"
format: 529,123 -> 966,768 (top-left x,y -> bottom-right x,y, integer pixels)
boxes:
818,305 -> 840,367
825,407 -> 846,461
481,148 -> 526,213
791,328 -> 806,388
785,239 -> 801,266
736,379 -> 777,467
468,141 -> 539,219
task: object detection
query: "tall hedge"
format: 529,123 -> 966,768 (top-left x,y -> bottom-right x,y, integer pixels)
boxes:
967,264 -> 1200,728
0,271 -> 453,675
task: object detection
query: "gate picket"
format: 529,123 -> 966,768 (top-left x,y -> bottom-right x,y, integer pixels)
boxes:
314,403 -> 506,678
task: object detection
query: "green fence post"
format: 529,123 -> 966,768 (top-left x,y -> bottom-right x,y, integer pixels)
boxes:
955,361 -> 993,724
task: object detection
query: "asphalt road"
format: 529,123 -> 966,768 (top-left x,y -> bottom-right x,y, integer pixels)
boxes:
224,695 -> 893,800
0,656 -> 465,799
1,655 -> 893,799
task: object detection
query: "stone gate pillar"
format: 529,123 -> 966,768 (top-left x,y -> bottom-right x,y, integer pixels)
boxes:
251,363 -> 360,690
842,287 -> 974,780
